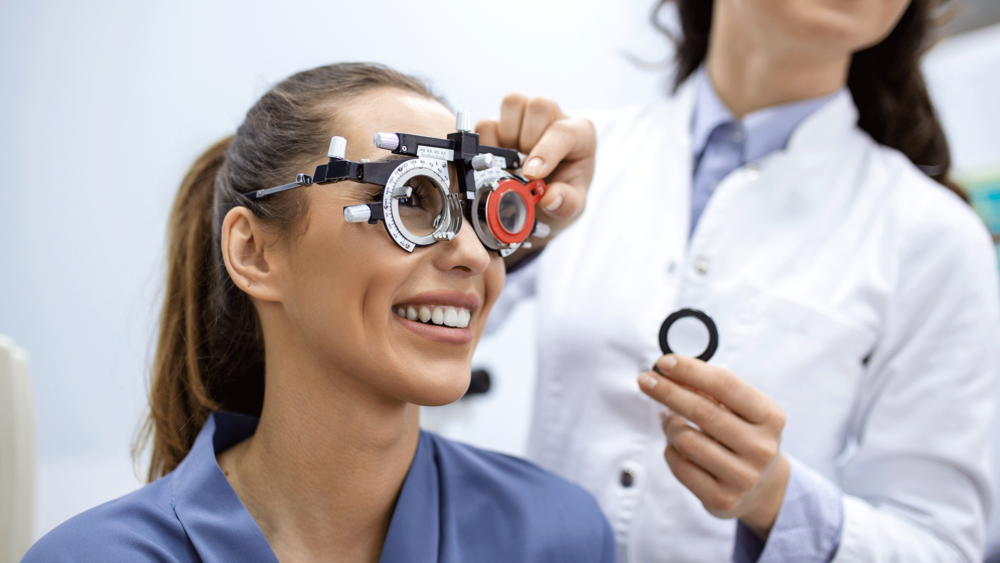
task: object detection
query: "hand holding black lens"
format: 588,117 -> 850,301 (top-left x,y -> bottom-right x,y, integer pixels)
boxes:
658,308 -> 719,362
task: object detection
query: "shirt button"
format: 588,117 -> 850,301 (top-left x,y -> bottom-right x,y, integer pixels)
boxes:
620,469 -> 635,488
694,258 -> 711,275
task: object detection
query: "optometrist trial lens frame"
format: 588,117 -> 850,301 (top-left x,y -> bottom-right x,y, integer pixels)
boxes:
247,110 -> 550,257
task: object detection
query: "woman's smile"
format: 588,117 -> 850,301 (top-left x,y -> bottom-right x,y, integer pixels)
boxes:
391,289 -> 480,344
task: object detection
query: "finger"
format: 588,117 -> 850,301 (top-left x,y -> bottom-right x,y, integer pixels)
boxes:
667,445 -> 744,517
664,444 -> 726,511
475,119 -> 501,147
518,96 -> 562,155
654,355 -> 779,426
536,181 -> 585,219
662,414 -> 756,490
498,93 -> 528,149
522,117 -> 596,180
639,370 -> 744,448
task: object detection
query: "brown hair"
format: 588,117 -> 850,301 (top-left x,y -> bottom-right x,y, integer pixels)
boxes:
136,63 -> 445,481
653,0 -> 966,201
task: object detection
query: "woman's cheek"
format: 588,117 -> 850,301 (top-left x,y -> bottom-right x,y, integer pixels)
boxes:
485,258 -> 506,310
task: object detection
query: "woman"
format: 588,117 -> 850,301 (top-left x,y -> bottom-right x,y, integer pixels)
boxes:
481,0 -> 1000,560
22,63 -> 614,562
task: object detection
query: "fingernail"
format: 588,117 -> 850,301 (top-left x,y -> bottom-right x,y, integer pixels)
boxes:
524,157 -> 544,176
659,408 -> 672,423
639,373 -> 659,391
659,355 -> 678,372
544,192 -> 564,212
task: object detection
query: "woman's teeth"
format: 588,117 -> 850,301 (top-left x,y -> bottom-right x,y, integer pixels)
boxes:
395,305 -> 471,328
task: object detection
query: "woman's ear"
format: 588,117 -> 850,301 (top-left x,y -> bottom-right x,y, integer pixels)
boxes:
221,207 -> 283,303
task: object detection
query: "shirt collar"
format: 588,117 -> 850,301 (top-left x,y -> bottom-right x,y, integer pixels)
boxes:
690,66 -> 844,164
168,412 -> 441,562
691,68 -> 735,161
378,431 -> 440,562
170,412 -> 278,563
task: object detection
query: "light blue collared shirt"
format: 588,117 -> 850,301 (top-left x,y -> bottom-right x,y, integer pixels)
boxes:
690,68 -> 846,563
23,412 -> 616,563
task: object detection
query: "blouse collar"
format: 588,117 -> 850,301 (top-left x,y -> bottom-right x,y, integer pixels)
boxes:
690,66 -> 845,165
168,411 -> 440,562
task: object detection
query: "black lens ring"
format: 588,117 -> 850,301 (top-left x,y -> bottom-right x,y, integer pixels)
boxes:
658,308 -> 719,362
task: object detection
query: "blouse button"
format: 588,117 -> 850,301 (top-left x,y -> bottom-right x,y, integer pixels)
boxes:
620,469 -> 635,488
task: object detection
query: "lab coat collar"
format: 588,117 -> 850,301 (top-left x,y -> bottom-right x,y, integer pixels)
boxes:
664,73 -> 698,161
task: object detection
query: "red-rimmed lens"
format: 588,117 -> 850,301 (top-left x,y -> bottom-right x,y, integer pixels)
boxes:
485,179 -> 546,246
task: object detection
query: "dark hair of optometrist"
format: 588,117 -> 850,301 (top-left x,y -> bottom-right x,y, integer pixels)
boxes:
134,63 -> 448,482
652,0 -> 967,202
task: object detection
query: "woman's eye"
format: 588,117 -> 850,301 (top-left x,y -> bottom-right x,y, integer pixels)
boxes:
399,191 -> 423,208
400,180 -> 434,209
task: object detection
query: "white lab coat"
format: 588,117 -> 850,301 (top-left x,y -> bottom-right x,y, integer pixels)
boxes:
491,80 -> 1000,562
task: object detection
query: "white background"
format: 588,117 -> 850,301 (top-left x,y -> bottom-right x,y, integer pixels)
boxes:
1,0 -> 998,548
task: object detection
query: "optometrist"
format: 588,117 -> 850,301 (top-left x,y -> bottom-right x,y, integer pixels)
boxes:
477,0 -> 1000,561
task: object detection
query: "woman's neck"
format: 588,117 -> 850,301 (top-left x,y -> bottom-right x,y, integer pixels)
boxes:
217,338 -> 421,563
705,1 -> 850,118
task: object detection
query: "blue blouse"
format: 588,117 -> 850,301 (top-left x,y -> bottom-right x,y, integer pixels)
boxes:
23,412 -> 615,563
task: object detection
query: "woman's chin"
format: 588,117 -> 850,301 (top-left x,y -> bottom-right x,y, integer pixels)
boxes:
393,371 -> 471,407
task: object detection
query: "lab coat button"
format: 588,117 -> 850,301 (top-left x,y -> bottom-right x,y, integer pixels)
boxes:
694,258 -> 711,275
620,469 -> 635,488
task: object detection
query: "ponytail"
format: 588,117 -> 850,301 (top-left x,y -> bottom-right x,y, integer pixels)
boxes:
138,137 -> 230,482
136,63 -> 446,481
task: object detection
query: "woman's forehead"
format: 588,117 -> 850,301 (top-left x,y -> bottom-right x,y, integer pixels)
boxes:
339,89 -> 454,161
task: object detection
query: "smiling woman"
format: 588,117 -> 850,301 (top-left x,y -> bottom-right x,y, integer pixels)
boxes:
20,63 -> 613,563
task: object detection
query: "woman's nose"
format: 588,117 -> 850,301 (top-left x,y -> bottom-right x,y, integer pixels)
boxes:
432,215 -> 491,276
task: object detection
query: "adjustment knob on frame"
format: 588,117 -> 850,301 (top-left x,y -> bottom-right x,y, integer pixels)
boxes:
533,222 -> 552,238
328,136 -> 347,159
471,153 -> 495,171
456,110 -> 473,133
343,204 -> 372,223
373,132 -> 400,151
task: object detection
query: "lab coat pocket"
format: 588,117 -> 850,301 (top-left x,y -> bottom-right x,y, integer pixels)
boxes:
721,285 -> 878,474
